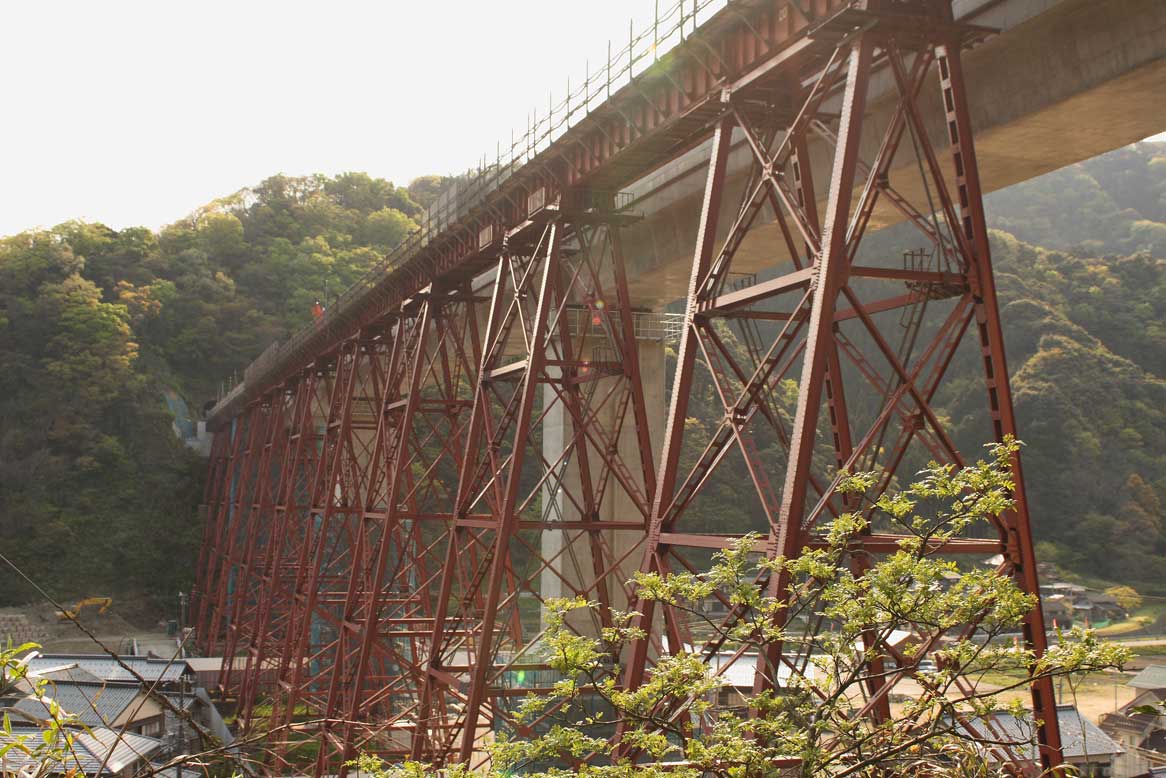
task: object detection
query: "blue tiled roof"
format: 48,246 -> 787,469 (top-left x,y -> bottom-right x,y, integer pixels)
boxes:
13,681 -> 140,727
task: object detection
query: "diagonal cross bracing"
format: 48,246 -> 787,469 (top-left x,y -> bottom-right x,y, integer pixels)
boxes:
193,1 -> 1065,774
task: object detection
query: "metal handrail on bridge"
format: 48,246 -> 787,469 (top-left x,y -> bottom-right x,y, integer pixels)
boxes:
209,0 -> 732,422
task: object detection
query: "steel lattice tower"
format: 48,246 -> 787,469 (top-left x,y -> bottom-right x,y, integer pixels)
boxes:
194,0 -> 1065,773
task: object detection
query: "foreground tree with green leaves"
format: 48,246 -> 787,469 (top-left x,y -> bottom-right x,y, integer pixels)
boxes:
354,442 -> 1128,778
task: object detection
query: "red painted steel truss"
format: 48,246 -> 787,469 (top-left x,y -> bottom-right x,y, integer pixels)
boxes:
194,0 -> 1064,774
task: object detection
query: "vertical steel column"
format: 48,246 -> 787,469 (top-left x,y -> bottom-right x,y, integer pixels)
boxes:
624,115 -> 732,695
270,334 -> 384,767
326,284 -> 484,772
935,33 -> 1063,770
624,113 -> 734,692
412,256 -> 511,763
413,258 -> 507,763
207,404 -> 269,656
758,35 -> 873,692
334,294 -> 433,769
237,368 -> 323,728
262,350 -> 348,763
313,314 -> 409,773
195,414 -> 245,650
218,389 -> 291,695
192,429 -> 231,652
609,227 -> 658,504
314,289 -> 455,772
454,226 -> 560,763
411,206 -> 661,765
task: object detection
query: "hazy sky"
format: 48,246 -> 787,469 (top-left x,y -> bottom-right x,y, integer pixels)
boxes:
2,2 -> 1164,238
0,0 -> 671,236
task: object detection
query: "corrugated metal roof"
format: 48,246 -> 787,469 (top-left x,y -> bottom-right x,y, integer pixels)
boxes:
183,656 -> 225,672
13,682 -> 140,727
1130,664 -> 1166,690
26,654 -> 192,684
184,655 -> 281,672
0,725 -> 106,775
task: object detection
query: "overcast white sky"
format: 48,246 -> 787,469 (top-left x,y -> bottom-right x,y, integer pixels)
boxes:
1,2 -> 1164,238
0,0 -> 672,236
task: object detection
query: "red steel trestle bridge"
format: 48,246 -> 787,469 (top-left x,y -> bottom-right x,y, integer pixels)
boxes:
194,0 -> 1065,773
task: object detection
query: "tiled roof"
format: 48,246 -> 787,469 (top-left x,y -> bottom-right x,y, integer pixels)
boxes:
29,664 -> 104,684
958,705 -> 1124,762
13,682 -> 140,727
1130,664 -> 1166,690
0,726 -> 160,775
1100,710 -> 1154,734
25,654 -> 192,684
74,728 -> 162,774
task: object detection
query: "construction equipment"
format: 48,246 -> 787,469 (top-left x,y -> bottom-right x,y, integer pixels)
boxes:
56,597 -> 112,621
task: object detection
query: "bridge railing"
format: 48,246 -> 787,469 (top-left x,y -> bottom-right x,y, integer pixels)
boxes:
563,309 -> 686,342
212,0 -> 734,416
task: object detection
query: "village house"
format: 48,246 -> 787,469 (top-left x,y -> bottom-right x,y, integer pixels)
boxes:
1042,593 -> 1077,628
2,652 -> 233,775
964,704 -> 1125,777
8,679 -> 167,737
1101,665 -> 1166,777
1030,582 -> 1131,628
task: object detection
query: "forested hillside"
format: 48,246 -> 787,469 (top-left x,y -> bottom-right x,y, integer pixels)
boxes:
0,144 -> 1163,613
983,143 -> 1166,586
0,173 -> 449,610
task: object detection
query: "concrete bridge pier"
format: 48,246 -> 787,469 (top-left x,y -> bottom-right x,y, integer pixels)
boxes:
540,334 -> 667,636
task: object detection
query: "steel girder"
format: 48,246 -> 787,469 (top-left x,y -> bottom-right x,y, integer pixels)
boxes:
192,1 -> 1064,774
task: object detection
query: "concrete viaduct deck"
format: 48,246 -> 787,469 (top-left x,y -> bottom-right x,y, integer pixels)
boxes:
619,0 -> 1166,306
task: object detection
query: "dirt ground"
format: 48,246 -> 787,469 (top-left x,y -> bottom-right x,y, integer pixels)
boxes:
994,671 -> 1138,722
885,666 -> 1143,726
1,601 -> 178,657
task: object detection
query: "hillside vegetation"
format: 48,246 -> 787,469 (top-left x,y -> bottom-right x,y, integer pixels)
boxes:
0,173 -> 447,610
983,144 -> 1166,584
0,145 -> 1162,613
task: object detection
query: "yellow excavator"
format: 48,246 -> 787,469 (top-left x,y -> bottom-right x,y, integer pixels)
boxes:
56,597 -> 112,621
